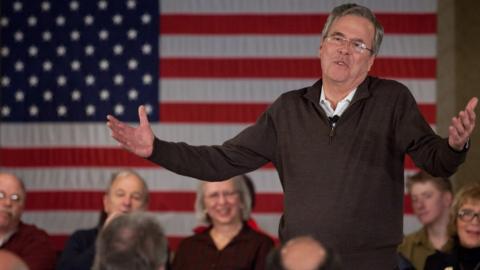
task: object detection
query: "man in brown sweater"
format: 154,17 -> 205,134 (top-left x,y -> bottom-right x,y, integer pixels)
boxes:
107,3 -> 477,269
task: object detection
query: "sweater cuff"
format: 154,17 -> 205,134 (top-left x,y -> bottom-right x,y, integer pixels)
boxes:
448,139 -> 470,154
146,137 -> 162,163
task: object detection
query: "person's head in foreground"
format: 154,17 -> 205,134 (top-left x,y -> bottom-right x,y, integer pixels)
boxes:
0,250 -> 29,270
266,236 -> 342,270
92,212 -> 168,270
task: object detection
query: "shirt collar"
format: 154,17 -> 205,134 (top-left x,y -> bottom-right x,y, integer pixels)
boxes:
319,86 -> 357,117
0,228 -> 17,247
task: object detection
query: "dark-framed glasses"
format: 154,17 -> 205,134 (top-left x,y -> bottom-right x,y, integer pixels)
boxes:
458,209 -> 480,222
324,35 -> 373,54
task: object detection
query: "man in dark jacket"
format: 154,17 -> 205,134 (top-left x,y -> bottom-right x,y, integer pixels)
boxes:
107,3 -> 477,269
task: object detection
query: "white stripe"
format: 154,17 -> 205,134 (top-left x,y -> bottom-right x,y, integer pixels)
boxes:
0,111 -> 436,148
11,168 -> 421,193
22,211 -> 282,237
0,123 -> 246,147
161,79 -> 436,103
14,168 -> 284,193
161,35 -> 436,58
160,0 -> 436,14
403,215 -> 422,235
22,211 -> 418,237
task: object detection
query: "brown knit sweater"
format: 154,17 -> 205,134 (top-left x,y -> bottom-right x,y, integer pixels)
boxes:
148,76 -> 467,269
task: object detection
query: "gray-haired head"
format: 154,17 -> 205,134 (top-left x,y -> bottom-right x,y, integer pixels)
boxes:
93,212 -> 168,270
195,175 -> 252,225
106,170 -> 149,205
321,3 -> 384,55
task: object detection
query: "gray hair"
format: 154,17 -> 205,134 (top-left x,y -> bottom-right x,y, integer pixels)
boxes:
107,170 -> 149,204
195,175 -> 253,225
321,3 -> 384,55
93,212 -> 168,270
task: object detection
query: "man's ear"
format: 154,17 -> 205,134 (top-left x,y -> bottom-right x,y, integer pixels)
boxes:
443,192 -> 454,207
103,194 -> 109,212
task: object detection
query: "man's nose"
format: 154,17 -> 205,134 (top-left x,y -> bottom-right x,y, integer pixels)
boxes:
338,41 -> 353,54
122,196 -> 133,207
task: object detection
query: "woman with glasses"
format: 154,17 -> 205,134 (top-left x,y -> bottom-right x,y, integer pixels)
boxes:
171,176 -> 274,270
425,184 -> 480,270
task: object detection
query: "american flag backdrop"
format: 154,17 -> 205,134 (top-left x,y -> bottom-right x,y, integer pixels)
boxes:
0,0 -> 436,251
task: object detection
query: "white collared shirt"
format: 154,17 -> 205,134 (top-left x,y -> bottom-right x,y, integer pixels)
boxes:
319,86 -> 357,118
0,229 -> 16,247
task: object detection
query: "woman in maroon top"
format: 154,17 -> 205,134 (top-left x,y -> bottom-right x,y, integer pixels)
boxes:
172,176 -> 274,270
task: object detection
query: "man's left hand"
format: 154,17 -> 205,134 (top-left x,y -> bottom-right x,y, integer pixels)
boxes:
448,97 -> 478,151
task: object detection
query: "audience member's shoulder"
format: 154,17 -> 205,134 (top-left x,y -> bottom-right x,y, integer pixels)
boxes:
67,227 -> 100,244
275,80 -> 320,102
17,222 -> 50,239
243,225 -> 275,245
70,227 -> 99,237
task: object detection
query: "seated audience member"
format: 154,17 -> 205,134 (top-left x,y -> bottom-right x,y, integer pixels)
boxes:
266,235 -> 342,270
193,174 -> 267,234
398,171 -> 454,270
57,170 -> 149,270
172,176 -> 274,270
425,184 -> 480,270
0,250 -> 30,270
92,212 -> 168,270
0,172 -> 57,270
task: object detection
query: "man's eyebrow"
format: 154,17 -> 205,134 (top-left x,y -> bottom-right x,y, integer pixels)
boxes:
329,31 -> 345,37
330,31 -> 367,42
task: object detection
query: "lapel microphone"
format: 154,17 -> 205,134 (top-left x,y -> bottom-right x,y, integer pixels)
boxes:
328,115 -> 340,127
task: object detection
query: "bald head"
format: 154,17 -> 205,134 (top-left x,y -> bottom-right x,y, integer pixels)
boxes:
0,250 -> 29,270
281,236 -> 327,270
0,173 -> 26,234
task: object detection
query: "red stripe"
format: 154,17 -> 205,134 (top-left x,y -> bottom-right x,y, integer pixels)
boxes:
0,148 -> 276,167
24,191 -> 284,212
404,194 -> 413,215
49,235 -> 199,252
160,14 -> 435,34
160,58 -> 436,79
160,103 -> 435,123
23,189 -> 414,215
0,140 -> 430,169
24,190 -> 413,215
50,234 -> 279,252
160,103 -> 268,123
0,148 -> 155,167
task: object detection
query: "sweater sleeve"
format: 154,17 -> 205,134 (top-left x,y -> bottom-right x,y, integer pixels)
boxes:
56,230 -> 96,270
147,106 -> 278,181
6,224 -> 57,270
395,86 -> 466,177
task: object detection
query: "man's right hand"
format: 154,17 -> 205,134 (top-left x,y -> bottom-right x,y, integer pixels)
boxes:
106,105 -> 154,158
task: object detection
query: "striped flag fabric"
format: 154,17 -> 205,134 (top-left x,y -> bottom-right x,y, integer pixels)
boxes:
0,0 -> 435,250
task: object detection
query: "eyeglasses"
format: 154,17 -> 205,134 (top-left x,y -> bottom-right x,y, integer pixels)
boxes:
0,191 -> 22,203
324,35 -> 373,54
205,190 -> 239,201
457,209 -> 480,222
